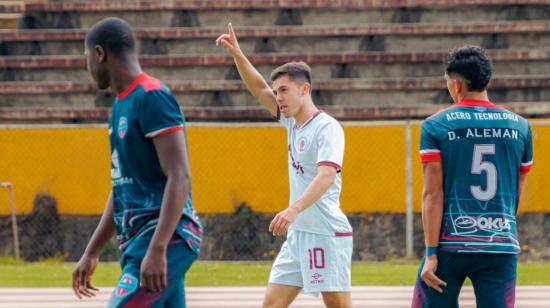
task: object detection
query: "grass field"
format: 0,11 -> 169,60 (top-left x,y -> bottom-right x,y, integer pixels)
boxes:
1,258 -> 550,287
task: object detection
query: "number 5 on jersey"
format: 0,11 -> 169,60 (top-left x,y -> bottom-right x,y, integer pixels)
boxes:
471,144 -> 497,201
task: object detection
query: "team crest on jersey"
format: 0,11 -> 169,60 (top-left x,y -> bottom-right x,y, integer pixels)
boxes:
118,117 -> 128,139
297,137 -> 308,153
475,106 -> 487,113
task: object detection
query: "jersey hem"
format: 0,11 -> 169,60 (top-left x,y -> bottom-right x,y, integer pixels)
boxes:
290,226 -> 353,237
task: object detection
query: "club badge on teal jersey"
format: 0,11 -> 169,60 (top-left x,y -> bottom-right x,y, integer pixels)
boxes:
118,117 -> 128,139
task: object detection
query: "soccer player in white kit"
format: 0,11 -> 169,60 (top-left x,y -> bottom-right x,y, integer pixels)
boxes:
217,24 -> 353,308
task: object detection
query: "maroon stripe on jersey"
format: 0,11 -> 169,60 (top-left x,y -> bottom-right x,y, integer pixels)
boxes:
296,111 -> 322,129
335,232 -> 353,237
318,161 -> 342,173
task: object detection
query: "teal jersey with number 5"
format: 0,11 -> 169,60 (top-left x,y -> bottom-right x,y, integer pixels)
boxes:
420,99 -> 533,254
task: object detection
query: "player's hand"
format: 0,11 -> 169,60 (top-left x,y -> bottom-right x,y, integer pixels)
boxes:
140,246 -> 167,293
215,23 -> 243,57
420,256 -> 447,293
269,207 -> 300,236
72,253 -> 100,299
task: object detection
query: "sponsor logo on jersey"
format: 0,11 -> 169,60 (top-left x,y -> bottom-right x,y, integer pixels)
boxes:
289,145 -> 305,174
118,117 -> 128,139
453,215 -> 511,232
310,273 -> 324,285
111,149 -> 134,186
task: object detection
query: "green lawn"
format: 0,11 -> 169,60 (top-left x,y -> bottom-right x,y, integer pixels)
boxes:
0,258 -> 549,287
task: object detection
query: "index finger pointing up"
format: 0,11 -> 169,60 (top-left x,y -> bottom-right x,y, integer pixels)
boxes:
228,23 -> 235,39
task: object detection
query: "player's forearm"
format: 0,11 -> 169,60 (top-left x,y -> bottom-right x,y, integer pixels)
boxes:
83,192 -> 116,258
422,191 -> 444,248
292,172 -> 334,213
148,175 -> 190,252
233,53 -> 270,96
232,53 -> 277,114
518,174 -> 527,198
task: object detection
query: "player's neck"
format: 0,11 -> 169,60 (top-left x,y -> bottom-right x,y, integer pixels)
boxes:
293,101 -> 319,128
110,60 -> 143,95
458,91 -> 490,103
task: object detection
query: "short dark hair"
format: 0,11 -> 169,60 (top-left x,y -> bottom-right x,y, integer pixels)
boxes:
85,17 -> 136,56
270,61 -> 312,86
444,45 -> 492,92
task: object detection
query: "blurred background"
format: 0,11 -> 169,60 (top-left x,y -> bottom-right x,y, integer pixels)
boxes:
0,0 -> 549,264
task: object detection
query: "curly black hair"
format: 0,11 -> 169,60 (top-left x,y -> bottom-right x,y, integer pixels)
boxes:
444,46 -> 492,92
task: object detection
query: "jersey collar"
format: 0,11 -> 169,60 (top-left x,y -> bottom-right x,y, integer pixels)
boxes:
456,99 -> 502,109
117,73 -> 148,101
295,111 -> 323,130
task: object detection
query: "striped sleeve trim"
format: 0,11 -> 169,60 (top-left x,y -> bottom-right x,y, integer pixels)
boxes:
145,125 -> 184,138
335,232 -> 353,237
520,160 -> 533,174
318,161 -> 342,173
420,149 -> 442,163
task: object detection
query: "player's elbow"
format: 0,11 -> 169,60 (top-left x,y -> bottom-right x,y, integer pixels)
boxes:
168,170 -> 192,190
422,190 -> 443,210
180,174 -> 192,190
182,175 -> 192,191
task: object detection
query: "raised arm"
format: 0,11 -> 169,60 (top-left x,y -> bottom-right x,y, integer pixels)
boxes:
216,23 -> 278,117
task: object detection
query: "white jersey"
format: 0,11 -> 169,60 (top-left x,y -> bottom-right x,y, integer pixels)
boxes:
278,111 -> 352,236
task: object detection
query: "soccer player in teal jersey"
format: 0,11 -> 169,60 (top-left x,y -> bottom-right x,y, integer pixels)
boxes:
72,18 -> 202,307
412,46 -> 533,308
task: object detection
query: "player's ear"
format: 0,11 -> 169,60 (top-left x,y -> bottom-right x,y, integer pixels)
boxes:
453,79 -> 463,96
94,45 -> 106,63
301,82 -> 311,96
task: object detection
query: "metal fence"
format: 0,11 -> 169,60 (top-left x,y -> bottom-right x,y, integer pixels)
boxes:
0,121 -> 548,261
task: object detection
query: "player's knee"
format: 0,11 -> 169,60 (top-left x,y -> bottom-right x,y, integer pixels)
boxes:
322,293 -> 351,308
262,294 -> 287,308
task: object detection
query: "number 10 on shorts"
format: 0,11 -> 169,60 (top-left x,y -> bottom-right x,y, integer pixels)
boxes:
309,248 -> 325,269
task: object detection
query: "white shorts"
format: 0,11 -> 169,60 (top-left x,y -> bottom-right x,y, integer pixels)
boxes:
268,229 -> 353,296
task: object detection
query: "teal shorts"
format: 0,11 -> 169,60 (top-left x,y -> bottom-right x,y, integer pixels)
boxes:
412,250 -> 517,308
107,233 -> 197,308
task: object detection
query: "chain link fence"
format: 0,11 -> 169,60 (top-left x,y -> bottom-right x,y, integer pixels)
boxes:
0,121 -> 549,261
